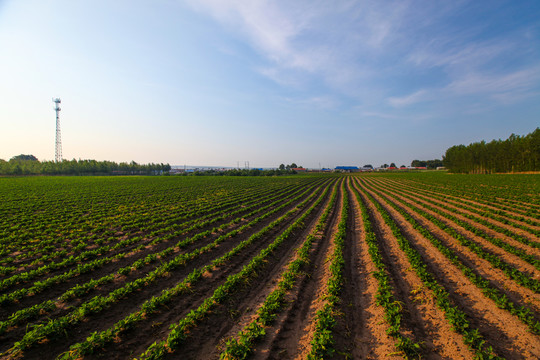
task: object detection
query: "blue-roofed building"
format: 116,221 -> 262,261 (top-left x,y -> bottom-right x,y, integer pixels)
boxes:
335,166 -> 359,172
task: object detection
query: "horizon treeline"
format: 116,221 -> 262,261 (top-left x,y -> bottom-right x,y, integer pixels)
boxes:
0,157 -> 171,176
443,128 -> 540,174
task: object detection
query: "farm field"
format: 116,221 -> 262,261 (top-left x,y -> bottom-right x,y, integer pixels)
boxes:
0,173 -> 539,359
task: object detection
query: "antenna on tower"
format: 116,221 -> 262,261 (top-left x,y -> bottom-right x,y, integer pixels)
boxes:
53,98 -> 62,162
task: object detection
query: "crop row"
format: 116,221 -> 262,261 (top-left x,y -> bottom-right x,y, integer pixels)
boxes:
357,178 -> 540,335
0,178 -> 304,273
219,180 -> 340,359
0,180 -> 323,335
135,179 -> 334,359
353,178 -> 501,359
349,181 -> 421,357
1,179 -> 329,355
0,179 -> 314,299
364,177 -> 540,293
380,178 -> 540,246
307,179 -> 349,359
382,177 -> 540,232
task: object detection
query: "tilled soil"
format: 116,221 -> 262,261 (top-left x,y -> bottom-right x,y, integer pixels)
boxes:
2,175 -> 539,360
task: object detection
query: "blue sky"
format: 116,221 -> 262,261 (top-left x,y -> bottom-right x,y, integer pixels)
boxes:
1,0 -> 539,168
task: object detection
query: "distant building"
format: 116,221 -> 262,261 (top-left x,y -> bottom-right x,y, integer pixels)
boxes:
335,166 -> 359,172
292,167 -> 307,173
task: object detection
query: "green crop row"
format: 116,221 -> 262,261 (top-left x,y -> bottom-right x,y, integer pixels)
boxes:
366,179 -> 540,294
0,179 -> 314,301
0,181 -> 327,350
219,180 -> 339,360
355,178 -> 502,359
360,178 -> 540,335
135,180 -> 333,359
0,178 -> 295,275
374,178 -> 540,249
0,181 -> 318,334
307,179 -> 349,359
349,181 -> 421,358
383,177 -> 540,232
53,180 -> 333,360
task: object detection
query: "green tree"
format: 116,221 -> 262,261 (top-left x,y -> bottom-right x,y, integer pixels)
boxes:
11,154 -> 38,161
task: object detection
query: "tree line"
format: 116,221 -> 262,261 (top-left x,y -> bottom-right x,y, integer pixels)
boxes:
181,168 -> 299,177
410,159 -> 444,169
0,156 -> 171,176
443,128 -> 540,173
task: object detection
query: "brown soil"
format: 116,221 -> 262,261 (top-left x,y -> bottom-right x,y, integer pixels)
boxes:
357,177 -> 540,359
330,179 -> 400,359
384,178 -> 540,232
380,178 -> 540,251
260,179 -> 344,360
4,175 -> 539,360
3,180 -> 331,360
365,178 -> 540,316
174,180 -> 341,360
353,178 -> 474,359
366,178 -> 540,280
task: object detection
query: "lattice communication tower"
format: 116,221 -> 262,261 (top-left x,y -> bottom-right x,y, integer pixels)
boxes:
53,98 -> 62,162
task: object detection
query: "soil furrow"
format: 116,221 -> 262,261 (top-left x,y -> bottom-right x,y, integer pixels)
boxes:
259,180 -> 344,360
358,177 -> 540,359
365,177 -> 540,317
377,178 -> 540,252
382,178 -> 540,233
331,179 -> 400,359
7,183 -> 329,360
354,178 -> 475,359
364,178 -> 540,279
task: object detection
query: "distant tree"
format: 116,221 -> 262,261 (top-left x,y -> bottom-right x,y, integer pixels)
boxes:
290,163 -> 298,168
426,159 -> 443,169
363,164 -> 373,169
443,127 -> 540,173
382,164 -> 388,168
11,154 -> 38,161
390,162 -> 396,168
411,159 -> 442,169
0,157 -> 172,176
279,164 -> 285,170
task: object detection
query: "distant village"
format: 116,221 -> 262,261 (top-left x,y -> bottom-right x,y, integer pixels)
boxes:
169,164 -> 445,175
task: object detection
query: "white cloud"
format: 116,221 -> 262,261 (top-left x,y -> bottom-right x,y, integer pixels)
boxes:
282,95 -> 340,109
408,40 -> 514,70
446,68 -> 540,95
388,90 -> 428,107
183,0 -> 410,94
184,0 -> 540,110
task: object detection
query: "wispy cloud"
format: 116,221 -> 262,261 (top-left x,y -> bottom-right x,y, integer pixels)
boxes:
388,90 -> 429,107
184,0 -> 410,94
446,67 -> 540,95
185,0 -> 540,111
282,95 -> 340,109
